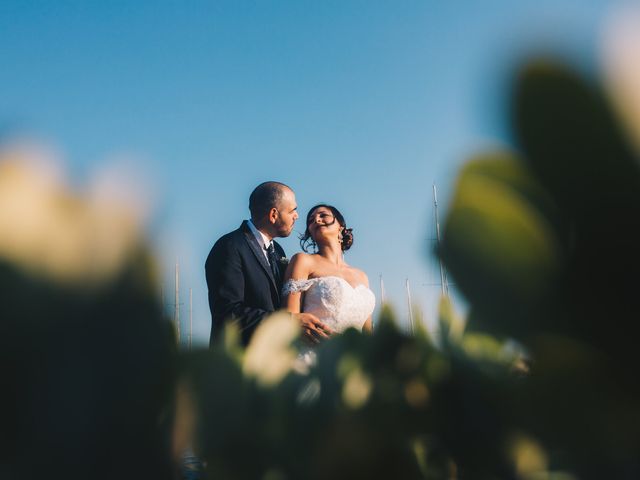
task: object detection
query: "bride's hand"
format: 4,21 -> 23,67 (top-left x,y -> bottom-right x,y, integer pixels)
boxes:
294,313 -> 333,345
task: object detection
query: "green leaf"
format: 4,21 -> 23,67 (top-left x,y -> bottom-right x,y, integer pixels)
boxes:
441,155 -> 561,332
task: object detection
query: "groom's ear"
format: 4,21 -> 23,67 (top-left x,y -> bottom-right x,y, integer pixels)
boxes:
268,207 -> 278,224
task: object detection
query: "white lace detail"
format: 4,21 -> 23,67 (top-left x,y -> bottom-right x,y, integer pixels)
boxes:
282,278 -> 314,296
282,276 -> 375,333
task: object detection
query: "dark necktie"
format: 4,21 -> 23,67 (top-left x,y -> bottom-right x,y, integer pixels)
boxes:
265,243 -> 281,284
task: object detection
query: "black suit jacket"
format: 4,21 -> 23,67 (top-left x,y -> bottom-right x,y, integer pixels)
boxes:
205,221 -> 286,346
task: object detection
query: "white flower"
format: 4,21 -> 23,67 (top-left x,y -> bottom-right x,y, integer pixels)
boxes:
342,367 -> 372,410
338,355 -> 372,409
602,4 -> 640,153
0,144 -> 148,285
243,311 -> 300,387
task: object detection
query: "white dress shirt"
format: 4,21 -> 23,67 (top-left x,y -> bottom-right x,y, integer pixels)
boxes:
247,219 -> 272,261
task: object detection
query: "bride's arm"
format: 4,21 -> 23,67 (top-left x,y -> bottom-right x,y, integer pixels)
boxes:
282,253 -> 309,313
282,254 -> 333,344
362,317 -> 373,334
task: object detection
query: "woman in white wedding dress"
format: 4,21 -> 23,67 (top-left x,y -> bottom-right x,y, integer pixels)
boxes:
282,204 -> 375,347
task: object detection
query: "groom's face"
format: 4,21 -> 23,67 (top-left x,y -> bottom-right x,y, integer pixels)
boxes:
273,189 -> 298,238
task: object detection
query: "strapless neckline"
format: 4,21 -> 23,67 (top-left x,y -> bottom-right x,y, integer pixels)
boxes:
282,276 -> 376,334
307,275 -> 367,291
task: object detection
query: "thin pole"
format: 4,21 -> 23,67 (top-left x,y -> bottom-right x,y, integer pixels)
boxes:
379,275 -> 386,304
406,278 -> 414,335
189,288 -> 193,351
433,184 -> 449,297
175,259 -> 180,346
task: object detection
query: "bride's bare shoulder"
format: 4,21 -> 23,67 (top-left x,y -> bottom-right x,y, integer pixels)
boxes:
290,252 -> 315,265
349,266 -> 369,287
288,252 -> 321,273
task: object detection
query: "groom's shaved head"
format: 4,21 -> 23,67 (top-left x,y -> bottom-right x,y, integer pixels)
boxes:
249,181 -> 292,218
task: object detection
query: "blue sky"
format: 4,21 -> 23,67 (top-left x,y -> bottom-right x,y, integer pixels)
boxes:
0,0 -> 615,345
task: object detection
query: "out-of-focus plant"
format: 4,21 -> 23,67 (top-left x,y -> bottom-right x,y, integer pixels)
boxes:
180,300 -> 528,480
0,147 -> 176,480
440,55 -> 640,478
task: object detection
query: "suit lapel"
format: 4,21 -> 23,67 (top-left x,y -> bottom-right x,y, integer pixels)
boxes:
241,222 -> 278,292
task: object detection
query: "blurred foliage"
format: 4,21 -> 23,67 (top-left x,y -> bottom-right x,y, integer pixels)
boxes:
440,59 -> 640,478
0,155 -> 178,480
0,249 -> 177,480
182,302 -> 524,480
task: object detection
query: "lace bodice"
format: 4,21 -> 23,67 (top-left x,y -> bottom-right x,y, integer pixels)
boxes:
282,276 -> 376,333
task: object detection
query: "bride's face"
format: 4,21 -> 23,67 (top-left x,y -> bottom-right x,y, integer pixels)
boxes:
308,207 -> 343,245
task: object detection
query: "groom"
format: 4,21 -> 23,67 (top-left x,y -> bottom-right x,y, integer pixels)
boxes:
205,181 -> 324,346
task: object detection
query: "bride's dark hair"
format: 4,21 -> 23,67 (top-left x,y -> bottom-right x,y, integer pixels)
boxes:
300,204 -> 354,253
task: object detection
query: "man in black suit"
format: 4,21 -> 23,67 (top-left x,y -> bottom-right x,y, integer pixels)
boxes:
205,181 -> 324,346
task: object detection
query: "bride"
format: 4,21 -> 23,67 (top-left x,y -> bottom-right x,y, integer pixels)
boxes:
282,204 -> 375,347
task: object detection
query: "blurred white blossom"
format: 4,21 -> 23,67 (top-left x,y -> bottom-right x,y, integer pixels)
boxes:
342,366 -> 372,409
0,144 -> 148,284
338,356 -> 372,409
602,3 -> 640,153
508,434 -> 551,478
243,312 -> 300,387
